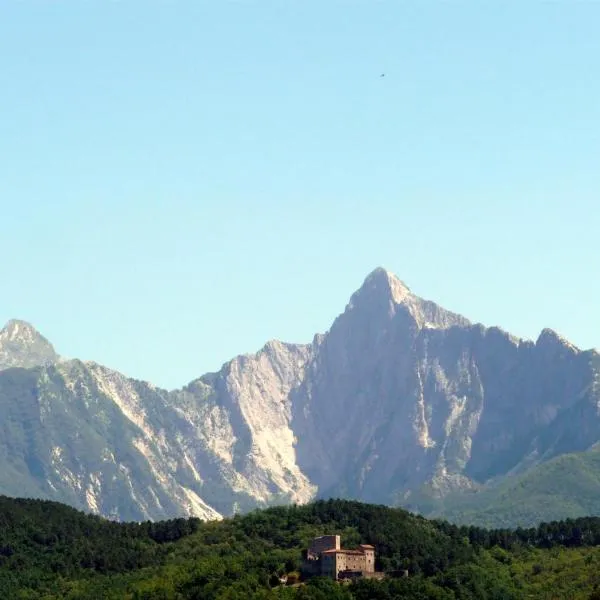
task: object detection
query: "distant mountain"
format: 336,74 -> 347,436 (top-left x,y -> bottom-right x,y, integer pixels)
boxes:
0,319 -> 59,370
0,360 -> 222,520
289,269 -> 600,510
2,268 -> 600,525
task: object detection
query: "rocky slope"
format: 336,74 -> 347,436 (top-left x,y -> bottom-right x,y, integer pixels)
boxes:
0,319 -> 59,370
290,269 -> 600,507
1,267 -> 600,524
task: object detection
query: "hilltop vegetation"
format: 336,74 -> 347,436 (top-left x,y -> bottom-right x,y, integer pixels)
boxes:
2,496 -> 600,598
418,449 -> 600,528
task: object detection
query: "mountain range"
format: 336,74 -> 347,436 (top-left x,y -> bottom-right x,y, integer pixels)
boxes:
2,267 -> 600,526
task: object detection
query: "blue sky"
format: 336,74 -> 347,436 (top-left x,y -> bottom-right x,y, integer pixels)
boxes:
1,2 -> 599,388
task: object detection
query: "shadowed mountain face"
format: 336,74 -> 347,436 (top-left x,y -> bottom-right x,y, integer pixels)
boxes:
1,268 -> 599,524
290,269 -> 600,507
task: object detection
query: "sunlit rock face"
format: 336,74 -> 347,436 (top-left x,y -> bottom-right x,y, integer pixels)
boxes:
1,268 -> 599,522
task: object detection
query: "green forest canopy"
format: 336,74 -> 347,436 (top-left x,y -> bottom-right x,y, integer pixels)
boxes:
2,496 -> 600,599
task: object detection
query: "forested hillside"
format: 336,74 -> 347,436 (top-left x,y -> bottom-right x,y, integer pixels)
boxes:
2,496 -> 600,599
420,449 -> 600,528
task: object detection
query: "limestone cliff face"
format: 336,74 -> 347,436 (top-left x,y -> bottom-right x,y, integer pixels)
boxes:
1,268 -> 600,522
290,270 -> 599,506
290,268 -> 472,501
0,323 -> 314,519
0,359 -> 221,521
173,339 -> 316,513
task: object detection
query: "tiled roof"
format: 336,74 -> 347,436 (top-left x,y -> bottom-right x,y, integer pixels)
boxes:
322,549 -> 365,556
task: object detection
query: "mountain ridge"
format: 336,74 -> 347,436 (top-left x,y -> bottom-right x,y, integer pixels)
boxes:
2,267 -> 590,390
1,267 -> 600,526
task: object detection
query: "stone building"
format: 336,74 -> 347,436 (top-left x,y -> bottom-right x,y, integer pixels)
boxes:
303,535 -> 376,580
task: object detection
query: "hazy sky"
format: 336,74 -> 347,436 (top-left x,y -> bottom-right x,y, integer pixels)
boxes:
2,2 -> 599,388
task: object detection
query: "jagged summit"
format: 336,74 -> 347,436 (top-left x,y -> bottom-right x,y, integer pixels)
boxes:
0,319 -> 59,370
347,267 -> 411,314
360,267 -> 412,304
536,328 -> 580,354
346,267 -> 469,330
2,318 -> 41,339
364,266 -> 404,283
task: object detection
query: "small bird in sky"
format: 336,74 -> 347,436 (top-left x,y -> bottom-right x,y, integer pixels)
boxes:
380,73 -> 385,77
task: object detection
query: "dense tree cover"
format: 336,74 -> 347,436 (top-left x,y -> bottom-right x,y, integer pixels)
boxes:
3,496 -> 600,598
420,448 -> 600,528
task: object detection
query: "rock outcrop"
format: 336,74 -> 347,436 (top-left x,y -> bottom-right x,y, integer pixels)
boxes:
0,319 -> 59,370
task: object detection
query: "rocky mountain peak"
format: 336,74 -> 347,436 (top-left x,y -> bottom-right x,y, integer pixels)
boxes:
536,328 -> 580,355
0,269 -> 597,527
344,268 -> 469,331
344,268 -> 413,323
3,319 -> 40,340
353,267 -> 412,306
0,319 -> 59,371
